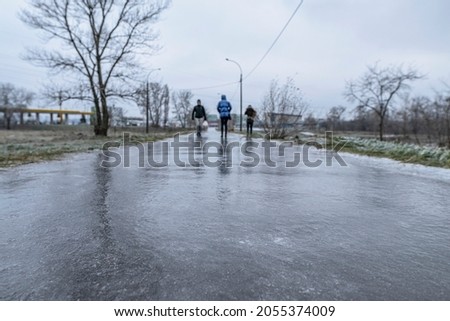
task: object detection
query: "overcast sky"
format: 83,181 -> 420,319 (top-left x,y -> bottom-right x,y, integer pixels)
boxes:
1,0 -> 450,117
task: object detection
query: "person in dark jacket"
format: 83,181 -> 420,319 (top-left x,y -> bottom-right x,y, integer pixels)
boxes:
217,94 -> 232,138
244,105 -> 256,136
192,99 -> 207,136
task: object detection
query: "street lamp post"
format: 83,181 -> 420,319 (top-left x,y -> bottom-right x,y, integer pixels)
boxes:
145,68 -> 161,134
225,58 -> 243,132
146,80 -> 149,134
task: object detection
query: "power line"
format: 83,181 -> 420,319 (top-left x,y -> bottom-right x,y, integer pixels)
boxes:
186,81 -> 239,91
245,0 -> 305,80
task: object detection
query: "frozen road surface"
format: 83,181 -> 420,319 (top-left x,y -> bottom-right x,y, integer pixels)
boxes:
1,130 -> 449,300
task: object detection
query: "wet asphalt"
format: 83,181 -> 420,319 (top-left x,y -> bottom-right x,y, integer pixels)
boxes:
1,129 -> 449,300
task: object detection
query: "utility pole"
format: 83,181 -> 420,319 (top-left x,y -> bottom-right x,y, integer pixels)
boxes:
239,72 -> 243,132
146,81 -> 149,134
226,58 -> 243,132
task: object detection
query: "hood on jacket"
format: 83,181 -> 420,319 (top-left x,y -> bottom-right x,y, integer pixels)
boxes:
221,95 -> 227,100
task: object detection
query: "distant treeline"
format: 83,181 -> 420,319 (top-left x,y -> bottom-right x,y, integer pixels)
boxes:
304,95 -> 450,148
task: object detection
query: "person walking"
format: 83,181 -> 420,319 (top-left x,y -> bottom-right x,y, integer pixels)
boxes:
192,99 -> 207,136
244,104 -> 256,136
217,94 -> 232,138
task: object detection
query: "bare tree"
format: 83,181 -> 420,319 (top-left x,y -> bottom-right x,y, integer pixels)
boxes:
398,95 -> 431,144
171,90 -> 193,128
432,94 -> 450,148
136,81 -> 170,127
108,105 -> 126,128
438,83 -> 450,148
418,99 -> 438,144
0,83 -> 34,129
302,112 -> 317,132
20,0 -> 170,136
261,78 -> 308,139
345,63 -> 423,141
41,82 -> 87,111
326,105 -> 346,131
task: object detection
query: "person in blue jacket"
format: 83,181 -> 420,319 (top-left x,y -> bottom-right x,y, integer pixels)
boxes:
217,94 -> 232,138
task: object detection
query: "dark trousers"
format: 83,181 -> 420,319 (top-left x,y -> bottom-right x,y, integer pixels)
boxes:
247,119 -> 254,134
220,117 -> 228,137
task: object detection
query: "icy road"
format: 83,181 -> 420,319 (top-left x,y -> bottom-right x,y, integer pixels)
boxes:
1,130 -> 449,300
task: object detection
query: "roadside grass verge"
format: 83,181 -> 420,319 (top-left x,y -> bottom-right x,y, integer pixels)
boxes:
268,131 -> 450,169
331,136 -> 450,168
0,129 -> 190,168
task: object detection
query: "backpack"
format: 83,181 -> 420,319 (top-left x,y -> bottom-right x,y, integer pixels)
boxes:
247,108 -> 256,119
